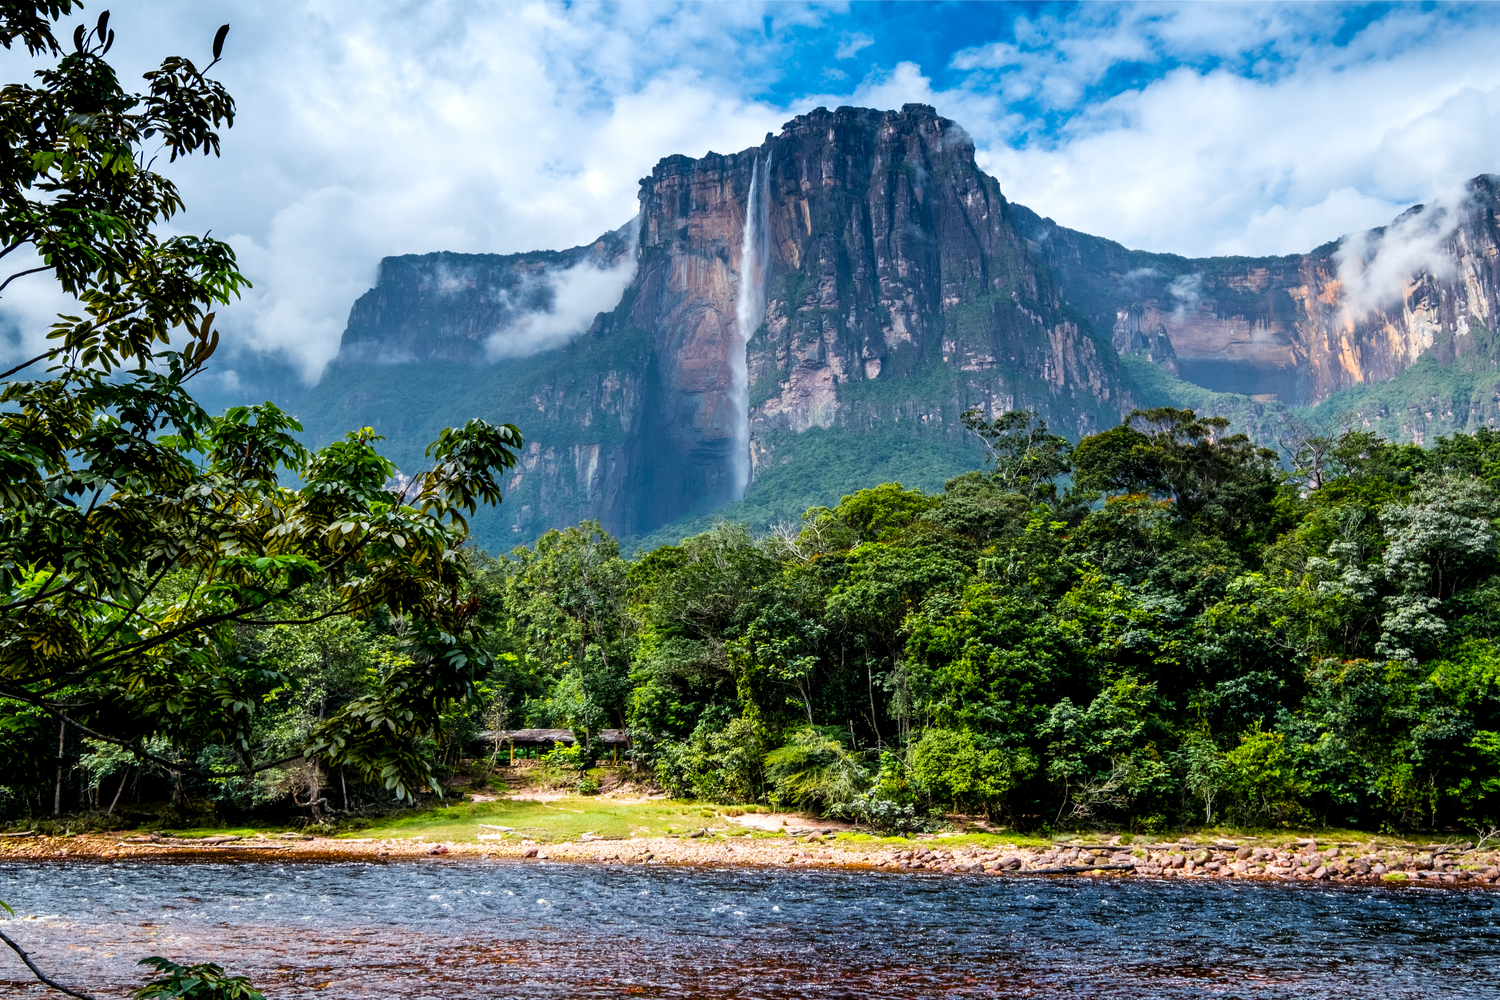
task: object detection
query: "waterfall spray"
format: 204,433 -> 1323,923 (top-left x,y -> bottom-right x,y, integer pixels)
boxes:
731,155 -> 770,499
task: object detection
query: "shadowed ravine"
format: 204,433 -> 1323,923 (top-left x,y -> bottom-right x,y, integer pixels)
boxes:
1,860 -> 1497,998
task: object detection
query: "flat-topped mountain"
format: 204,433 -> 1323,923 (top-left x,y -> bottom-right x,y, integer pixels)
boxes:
292,104 -> 1500,548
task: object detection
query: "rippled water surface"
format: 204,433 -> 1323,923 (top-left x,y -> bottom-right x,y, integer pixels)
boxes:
1,859 -> 1498,998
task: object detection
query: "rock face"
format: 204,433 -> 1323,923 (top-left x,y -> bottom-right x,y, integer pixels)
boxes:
306,105 -> 1500,545
1012,175 -> 1500,406
336,221 -> 638,367
739,107 -> 1125,462
620,104 -> 1130,527
309,104 -> 1133,542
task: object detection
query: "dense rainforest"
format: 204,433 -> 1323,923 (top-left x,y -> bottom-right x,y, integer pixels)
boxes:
9,404 -> 1500,836
1,1 -> 1496,843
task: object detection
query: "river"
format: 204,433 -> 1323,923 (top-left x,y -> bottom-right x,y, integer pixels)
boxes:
1,859 -> 1497,998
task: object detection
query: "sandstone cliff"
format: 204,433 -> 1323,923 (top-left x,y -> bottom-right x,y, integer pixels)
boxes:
1012,175 -> 1500,406
623,104 -> 1131,527
335,221 -> 637,367
302,108 -> 1500,549
305,104 -> 1135,544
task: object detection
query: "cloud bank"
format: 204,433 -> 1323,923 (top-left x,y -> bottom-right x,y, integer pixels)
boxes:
487,255 -> 640,361
1335,196 -> 1465,325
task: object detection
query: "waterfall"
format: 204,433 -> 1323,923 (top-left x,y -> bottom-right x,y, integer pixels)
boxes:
731,154 -> 770,499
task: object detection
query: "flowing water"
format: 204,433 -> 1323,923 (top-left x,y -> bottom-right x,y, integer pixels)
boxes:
730,153 -> 771,500
1,859 -> 1497,999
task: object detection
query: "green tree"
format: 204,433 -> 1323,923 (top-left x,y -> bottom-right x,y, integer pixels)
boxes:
821,482 -> 942,543
0,3 -> 521,807
506,521 -> 631,736
626,522 -> 777,744
908,726 -> 1032,816
1220,724 -> 1309,827
1073,407 -> 1282,542
763,726 -> 867,813
1039,676 -> 1171,826
959,407 -> 1073,500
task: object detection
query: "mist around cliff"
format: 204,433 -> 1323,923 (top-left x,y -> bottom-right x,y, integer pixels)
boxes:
1334,192 -> 1468,324
485,252 -> 638,361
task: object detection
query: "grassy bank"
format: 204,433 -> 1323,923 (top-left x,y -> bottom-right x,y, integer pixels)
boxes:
343,798 -> 782,844
175,796 -> 1489,854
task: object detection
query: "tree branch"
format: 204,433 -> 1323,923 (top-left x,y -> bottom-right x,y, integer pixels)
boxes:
0,265 -> 51,295
0,348 -> 60,380
0,696 -> 308,780
0,924 -> 101,1000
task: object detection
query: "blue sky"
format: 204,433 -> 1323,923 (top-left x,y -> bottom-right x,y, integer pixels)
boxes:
4,2 -> 1500,382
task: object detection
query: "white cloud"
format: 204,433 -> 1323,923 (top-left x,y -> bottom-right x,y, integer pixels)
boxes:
487,253 -> 639,360
1167,273 -> 1203,318
835,32 -> 874,60
1334,196 -> 1463,324
960,7 -> 1500,256
0,248 -> 78,368
0,1 -> 798,382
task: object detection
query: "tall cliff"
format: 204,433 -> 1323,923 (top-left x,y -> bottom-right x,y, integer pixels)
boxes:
302,105 -> 1132,545
620,104 -> 1130,529
296,108 -> 1500,549
335,221 -> 638,366
1012,175 -> 1500,406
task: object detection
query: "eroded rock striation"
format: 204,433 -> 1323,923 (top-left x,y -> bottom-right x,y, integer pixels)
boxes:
307,105 -> 1134,541
616,104 -> 1131,524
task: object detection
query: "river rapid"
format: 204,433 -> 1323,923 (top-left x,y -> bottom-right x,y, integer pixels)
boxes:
1,859 -> 1497,999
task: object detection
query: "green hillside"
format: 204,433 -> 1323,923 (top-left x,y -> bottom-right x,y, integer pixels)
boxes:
632,422 -> 988,552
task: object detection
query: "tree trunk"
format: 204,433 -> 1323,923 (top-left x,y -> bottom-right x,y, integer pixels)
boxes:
52,718 -> 64,816
107,767 -> 130,816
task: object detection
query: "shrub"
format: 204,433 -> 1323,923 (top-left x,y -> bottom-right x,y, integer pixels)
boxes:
764,727 -> 868,813
1221,725 -> 1310,826
909,728 -> 1033,816
652,718 -> 768,803
133,958 -> 264,1000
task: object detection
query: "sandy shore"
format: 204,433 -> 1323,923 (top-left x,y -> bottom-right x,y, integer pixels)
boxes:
2,830 -> 1498,888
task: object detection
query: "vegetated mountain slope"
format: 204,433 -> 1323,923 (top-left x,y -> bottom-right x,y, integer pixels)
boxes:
293,104 -> 1500,551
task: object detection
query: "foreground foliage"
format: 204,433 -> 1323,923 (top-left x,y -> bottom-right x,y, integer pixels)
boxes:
0,3 -> 518,822
2,8 -> 1497,849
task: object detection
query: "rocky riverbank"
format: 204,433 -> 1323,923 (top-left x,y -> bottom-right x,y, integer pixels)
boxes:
2,829 -> 1498,887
